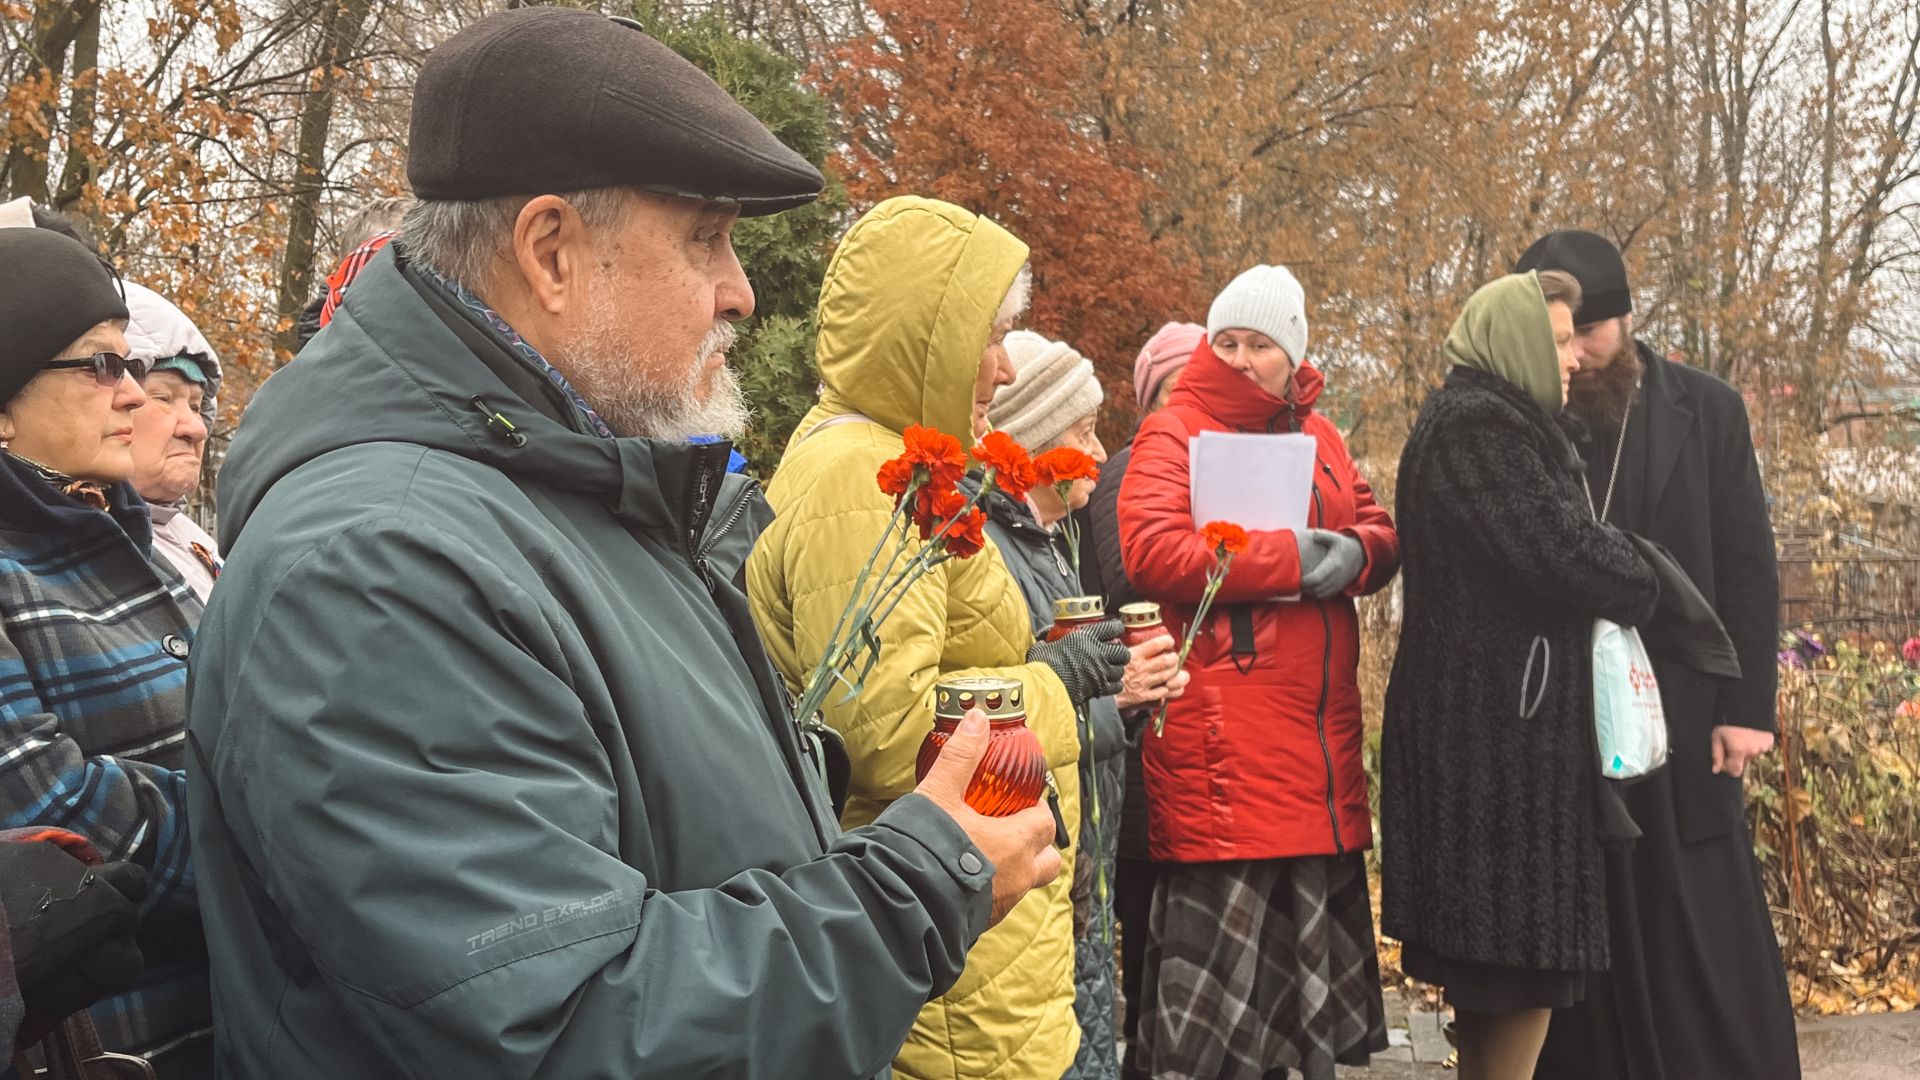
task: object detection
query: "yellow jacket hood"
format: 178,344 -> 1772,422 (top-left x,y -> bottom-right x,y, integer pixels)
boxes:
804,196 -> 1030,444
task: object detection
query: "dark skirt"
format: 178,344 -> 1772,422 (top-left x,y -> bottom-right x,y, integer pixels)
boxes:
1134,854 -> 1387,1080
1401,940 -> 1586,1012
1116,854 -> 1160,1048
1533,767 -> 1800,1079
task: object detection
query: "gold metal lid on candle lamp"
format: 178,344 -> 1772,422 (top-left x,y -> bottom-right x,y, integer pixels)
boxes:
1119,601 -> 1163,627
934,676 -> 1026,719
1051,595 -> 1105,621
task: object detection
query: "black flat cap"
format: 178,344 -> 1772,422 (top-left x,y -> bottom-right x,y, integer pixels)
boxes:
407,8 -> 823,215
0,229 -> 128,407
1514,229 -> 1633,324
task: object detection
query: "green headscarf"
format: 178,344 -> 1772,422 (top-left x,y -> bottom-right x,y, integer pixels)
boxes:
1443,271 -> 1561,414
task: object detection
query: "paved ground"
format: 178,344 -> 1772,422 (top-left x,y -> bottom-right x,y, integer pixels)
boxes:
1798,1011 -> 1920,1080
1322,997 -> 1920,1078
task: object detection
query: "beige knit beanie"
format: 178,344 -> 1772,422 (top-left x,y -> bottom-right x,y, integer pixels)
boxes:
989,330 -> 1105,450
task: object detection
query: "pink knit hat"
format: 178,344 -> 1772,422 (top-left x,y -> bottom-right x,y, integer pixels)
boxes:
1133,321 -> 1206,410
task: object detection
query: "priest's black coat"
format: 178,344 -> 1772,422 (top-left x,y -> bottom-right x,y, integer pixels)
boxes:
1596,345 -> 1781,840
1536,344 -> 1800,1080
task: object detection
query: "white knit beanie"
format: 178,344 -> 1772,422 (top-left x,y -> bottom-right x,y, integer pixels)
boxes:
1207,264 -> 1309,363
989,330 -> 1105,450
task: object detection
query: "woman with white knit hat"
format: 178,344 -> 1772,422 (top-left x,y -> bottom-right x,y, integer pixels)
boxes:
987,330 -> 1187,1080
1118,266 -> 1402,1080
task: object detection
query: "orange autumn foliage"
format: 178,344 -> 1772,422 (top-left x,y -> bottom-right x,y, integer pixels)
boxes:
816,0 -> 1197,434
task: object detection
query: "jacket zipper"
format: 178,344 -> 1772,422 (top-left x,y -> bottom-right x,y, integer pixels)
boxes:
1310,485 -> 1345,854
1320,460 -> 1343,491
681,455 -> 835,843
696,478 -> 761,564
686,456 -> 719,588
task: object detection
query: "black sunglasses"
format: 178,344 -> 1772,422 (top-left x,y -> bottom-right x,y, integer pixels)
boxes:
45,351 -> 149,386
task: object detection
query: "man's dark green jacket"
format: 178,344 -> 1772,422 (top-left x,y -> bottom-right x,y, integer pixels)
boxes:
185,247 -> 991,1078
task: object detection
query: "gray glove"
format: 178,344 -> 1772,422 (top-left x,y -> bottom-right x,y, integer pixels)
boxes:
1297,528 -> 1365,600
1026,618 -> 1130,707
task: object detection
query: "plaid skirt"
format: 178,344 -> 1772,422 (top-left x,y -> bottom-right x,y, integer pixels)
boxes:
1132,854 -> 1387,1080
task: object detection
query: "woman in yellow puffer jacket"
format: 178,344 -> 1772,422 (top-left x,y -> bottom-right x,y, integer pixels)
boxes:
749,196 -> 1127,1080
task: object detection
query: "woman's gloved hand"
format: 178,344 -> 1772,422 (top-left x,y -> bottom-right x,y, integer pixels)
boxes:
1026,619 -> 1130,706
1297,528 -> 1366,599
1,833 -> 147,1044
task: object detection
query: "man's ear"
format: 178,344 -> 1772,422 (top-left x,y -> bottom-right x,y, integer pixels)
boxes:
1620,312 -> 1634,338
510,195 -> 598,318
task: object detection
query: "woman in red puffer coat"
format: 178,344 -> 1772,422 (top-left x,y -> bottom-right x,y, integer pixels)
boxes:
1118,264 -> 1400,1080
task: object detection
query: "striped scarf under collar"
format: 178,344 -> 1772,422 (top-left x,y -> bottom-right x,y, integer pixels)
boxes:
3,449 -> 109,510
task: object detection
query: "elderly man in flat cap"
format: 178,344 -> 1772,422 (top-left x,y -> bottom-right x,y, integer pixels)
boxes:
1514,232 -> 1799,1080
185,10 -> 1059,1078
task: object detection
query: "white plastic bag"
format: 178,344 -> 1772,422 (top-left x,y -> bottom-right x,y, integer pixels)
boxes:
1592,618 -> 1669,779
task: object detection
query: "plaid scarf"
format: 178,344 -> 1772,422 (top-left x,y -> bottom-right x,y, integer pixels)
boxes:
318,231 -> 394,330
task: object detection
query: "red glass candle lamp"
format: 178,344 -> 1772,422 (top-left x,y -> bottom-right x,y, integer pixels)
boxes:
1047,595 -> 1105,641
1119,601 -> 1173,649
913,676 -> 1047,817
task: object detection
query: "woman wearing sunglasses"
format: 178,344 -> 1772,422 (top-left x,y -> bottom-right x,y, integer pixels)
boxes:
0,228 -> 212,1075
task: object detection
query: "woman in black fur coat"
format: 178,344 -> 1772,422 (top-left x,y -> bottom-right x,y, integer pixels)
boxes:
1381,270 -> 1658,1080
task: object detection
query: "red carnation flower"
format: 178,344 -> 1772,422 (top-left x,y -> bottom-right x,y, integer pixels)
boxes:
901,424 -> 967,488
913,485 -> 970,541
974,430 -> 1037,501
1201,520 -> 1250,556
1033,446 -> 1100,487
876,458 -> 916,500
943,508 -> 990,559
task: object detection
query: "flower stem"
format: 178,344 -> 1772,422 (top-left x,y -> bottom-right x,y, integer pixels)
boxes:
1151,551 -> 1237,736
1056,482 -> 1082,582
794,480 -> 917,727
863,475 -> 996,625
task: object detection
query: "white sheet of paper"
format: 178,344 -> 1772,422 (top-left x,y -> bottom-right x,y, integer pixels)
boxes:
1188,431 -> 1317,532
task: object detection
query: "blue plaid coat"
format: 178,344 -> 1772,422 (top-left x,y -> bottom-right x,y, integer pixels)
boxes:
0,454 -> 209,1056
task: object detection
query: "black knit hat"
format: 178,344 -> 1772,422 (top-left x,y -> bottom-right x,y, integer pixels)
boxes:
1513,230 -> 1633,324
0,228 -> 129,407
406,8 -> 823,215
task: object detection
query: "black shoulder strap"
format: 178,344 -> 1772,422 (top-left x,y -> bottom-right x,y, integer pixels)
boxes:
1229,605 -> 1258,675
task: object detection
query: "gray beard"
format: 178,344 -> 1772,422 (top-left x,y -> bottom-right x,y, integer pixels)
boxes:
1566,336 -> 1642,432
554,302 -> 751,441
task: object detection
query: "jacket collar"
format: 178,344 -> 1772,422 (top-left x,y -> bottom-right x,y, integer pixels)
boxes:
1166,340 -> 1324,432
221,245 -> 729,552
975,477 -> 1056,545
1445,365 -> 1588,475
1635,340 -> 1696,519
0,454 -> 153,553
414,264 -> 616,440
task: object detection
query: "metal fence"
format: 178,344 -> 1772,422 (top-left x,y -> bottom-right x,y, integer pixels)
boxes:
1778,551 -> 1920,641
